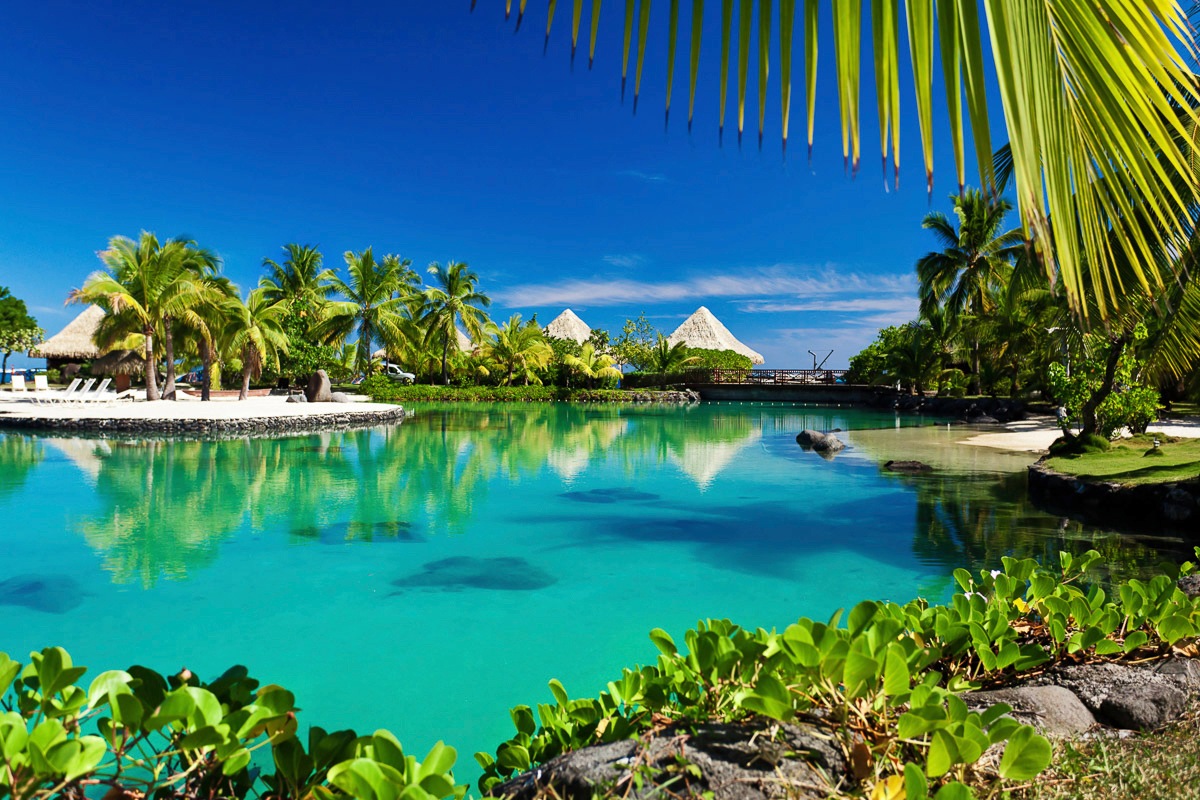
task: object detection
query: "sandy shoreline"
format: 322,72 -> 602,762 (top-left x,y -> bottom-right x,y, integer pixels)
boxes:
961,416 -> 1200,454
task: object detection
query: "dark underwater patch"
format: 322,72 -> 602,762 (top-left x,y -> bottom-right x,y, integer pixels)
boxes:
0,574 -> 84,614
559,487 -> 660,504
291,520 -> 421,545
389,556 -> 556,593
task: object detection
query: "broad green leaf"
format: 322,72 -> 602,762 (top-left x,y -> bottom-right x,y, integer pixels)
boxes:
926,729 -> 957,777
997,725 -> 1052,781
904,761 -> 929,800
648,627 -> 677,656
688,0 -> 703,128
86,670 -> 133,710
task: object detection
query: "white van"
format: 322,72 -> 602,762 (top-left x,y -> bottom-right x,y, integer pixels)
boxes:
384,364 -> 415,383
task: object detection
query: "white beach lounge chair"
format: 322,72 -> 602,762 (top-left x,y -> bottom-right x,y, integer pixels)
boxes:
9,374 -> 28,396
43,377 -> 82,403
33,374 -> 49,395
60,378 -> 93,403
82,378 -> 113,402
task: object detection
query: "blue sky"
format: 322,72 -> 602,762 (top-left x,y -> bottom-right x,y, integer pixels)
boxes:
1,2 -> 998,368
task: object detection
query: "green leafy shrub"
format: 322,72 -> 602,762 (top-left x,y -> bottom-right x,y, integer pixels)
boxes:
0,650 -> 463,800
478,550 -> 1200,799
360,376 -> 683,404
680,348 -> 752,371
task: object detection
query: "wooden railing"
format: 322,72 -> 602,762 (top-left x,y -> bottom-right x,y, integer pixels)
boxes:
686,368 -> 849,385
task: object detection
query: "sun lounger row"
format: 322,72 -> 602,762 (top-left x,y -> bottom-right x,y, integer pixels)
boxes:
9,375 -> 118,403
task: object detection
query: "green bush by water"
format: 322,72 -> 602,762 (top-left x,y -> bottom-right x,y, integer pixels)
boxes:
359,375 -> 680,404
4,550 -> 1197,800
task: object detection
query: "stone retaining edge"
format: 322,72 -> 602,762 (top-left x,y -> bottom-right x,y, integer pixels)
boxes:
0,406 -> 408,438
1027,461 -> 1199,533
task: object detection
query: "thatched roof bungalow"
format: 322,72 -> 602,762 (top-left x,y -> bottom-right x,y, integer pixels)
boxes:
544,308 -> 592,344
666,306 -> 765,365
29,305 -> 106,370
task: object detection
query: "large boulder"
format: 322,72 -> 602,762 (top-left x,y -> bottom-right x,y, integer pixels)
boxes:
796,430 -> 846,457
305,370 -> 332,403
330,391 -> 353,403
965,686 -> 1096,737
489,720 -> 847,800
884,460 -> 933,473
1028,658 -> 1200,731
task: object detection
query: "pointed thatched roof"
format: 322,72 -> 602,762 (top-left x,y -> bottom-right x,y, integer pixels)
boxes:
666,306 -> 765,365
29,305 -> 105,360
544,308 -> 592,344
456,328 -> 473,352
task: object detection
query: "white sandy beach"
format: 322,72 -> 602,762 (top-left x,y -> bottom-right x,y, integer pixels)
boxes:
961,416 -> 1200,454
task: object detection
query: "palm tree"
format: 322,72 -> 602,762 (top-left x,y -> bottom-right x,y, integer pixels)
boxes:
646,335 -> 701,385
479,314 -> 554,385
510,2 -> 1198,318
562,342 -> 622,388
225,289 -> 289,400
324,249 -> 419,375
917,189 -> 1023,394
420,261 -> 492,385
178,274 -> 239,401
259,244 -> 335,307
69,232 -> 218,401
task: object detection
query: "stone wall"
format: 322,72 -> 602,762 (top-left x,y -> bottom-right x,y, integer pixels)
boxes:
0,407 -> 407,438
1028,462 -> 1199,533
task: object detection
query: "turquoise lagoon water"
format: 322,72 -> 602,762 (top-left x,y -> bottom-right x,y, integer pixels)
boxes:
0,402 -> 1176,786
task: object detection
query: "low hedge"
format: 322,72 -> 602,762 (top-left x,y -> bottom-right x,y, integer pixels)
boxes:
359,376 -> 680,404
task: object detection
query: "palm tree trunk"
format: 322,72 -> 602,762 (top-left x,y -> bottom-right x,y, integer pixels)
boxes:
200,340 -> 212,402
144,329 -> 160,401
239,364 -> 252,401
1,352 -> 8,384
1080,336 -> 1126,437
441,335 -> 450,386
970,338 -> 981,396
162,320 -> 177,400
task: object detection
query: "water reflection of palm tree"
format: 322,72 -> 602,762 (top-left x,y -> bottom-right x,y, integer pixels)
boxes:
0,435 -> 44,496
902,470 -> 1174,581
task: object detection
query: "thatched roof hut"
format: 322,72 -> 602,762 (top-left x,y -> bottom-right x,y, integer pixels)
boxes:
91,349 -> 145,376
29,306 -> 105,367
544,308 -> 592,344
666,306 -> 765,365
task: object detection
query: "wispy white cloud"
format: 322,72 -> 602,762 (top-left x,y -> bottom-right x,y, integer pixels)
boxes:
496,266 -> 913,309
739,297 -> 917,315
617,169 -> 668,183
602,254 -> 645,268
30,305 -> 70,317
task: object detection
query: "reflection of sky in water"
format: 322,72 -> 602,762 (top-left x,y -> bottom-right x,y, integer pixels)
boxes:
0,402 -> 1181,787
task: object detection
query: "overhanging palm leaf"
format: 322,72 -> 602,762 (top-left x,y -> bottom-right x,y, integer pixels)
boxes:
484,0 -> 1200,318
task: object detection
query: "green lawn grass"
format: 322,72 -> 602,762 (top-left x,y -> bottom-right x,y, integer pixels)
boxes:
1045,434 -> 1200,485
1013,700 -> 1200,800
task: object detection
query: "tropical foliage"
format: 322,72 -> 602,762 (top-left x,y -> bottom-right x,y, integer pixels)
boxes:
0,286 -> 42,384
478,550 -> 1200,798
0,647 -> 463,800
494,1 -> 1200,322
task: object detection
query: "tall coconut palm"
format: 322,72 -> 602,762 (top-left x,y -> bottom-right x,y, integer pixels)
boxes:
479,314 -> 554,385
323,249 -> 420,375
259,244 -> 335,307
508,2 -> 1199,319
69,232 -> 218,401
917,190 -> 1023,394
226,289 -> 289,400
562,342 -> 622,388
420,261 -> 492,385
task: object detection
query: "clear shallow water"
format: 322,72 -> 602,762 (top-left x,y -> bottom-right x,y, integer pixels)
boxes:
0,402 -> 1180,786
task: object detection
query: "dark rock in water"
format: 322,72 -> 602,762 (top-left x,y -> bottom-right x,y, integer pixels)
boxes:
559,487 -> 660,504
796,430 -> 845,457
0,574 -> 84,614
492,719 -> 846,800
305,369 -> 332,403
1179,574 -> 1200,598
884,460 -> 933,473
292,520 -> 419,545
390,556 -> 555,592
972,415 -> 1000,425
